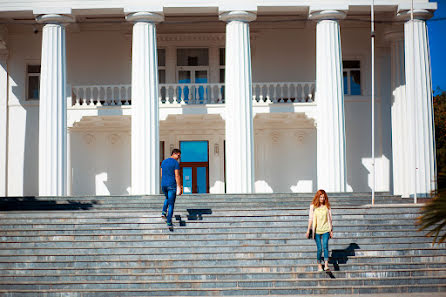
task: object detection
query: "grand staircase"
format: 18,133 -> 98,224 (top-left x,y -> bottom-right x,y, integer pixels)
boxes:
0,193 -> 445,296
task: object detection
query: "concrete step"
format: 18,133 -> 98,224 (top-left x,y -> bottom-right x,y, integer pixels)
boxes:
2,267 -> 445,281
1,247 -> 444,259
1,284 -> 444,297
2,254 -> 445,269
1,241 -> 440,251
2,262 -> 445,275
1,276 -> 445,290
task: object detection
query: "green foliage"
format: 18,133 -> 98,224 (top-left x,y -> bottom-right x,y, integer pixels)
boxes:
417,173 -> 446,244
417,91 -> 446,244
434,91 -> 446,173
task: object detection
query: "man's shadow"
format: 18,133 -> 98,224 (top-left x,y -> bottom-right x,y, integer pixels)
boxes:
174,208 -> 213,227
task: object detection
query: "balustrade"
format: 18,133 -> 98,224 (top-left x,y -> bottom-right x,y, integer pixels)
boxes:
70,82 -> 314,107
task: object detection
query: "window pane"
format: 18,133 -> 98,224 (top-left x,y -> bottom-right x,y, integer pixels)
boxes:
197,167 -> 207,193
219,69 -> 225,83
27,65 -> 41,73
350,70 -> 361,95
159,69 -> 166,84
219,48 -> 225,66
180,141 -> 208,162
177,48 -> 209,66
28,76 -> 40,99
182,167 -> 192,194
343,60 -> 360,69
157,49 -> 166,66
343,71 -> 348,95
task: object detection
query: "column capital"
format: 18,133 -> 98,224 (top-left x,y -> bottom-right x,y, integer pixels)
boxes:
219,11 -> 256,23
35,14 -> 74,24
309,6 -> 347,21
125,11 -> 164,23
396,9 -> 434,21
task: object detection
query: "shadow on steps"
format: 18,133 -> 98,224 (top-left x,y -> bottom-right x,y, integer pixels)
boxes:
0,197 -> 97,211
330,243 -> 361,271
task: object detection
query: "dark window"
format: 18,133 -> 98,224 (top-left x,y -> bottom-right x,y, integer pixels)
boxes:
177,48 -> 209,66
27,65 -> 41,100
343,60 -> 361,96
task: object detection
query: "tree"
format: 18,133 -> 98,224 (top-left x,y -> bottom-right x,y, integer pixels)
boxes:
417,91 -> 446,244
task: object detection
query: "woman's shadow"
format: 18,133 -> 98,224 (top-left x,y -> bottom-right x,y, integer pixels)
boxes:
324,243 -> 360,278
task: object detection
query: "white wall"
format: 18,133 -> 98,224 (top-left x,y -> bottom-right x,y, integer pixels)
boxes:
71,131 -> 131,195
255,127 -> 317,193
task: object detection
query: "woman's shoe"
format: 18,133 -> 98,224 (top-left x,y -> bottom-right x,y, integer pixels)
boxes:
317,265 -> 324,272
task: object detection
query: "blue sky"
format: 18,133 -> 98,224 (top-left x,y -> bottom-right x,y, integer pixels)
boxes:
428,0 -> 446,94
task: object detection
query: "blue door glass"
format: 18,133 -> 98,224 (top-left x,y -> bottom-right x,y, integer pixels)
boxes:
180,141 -> 209,194
196,167 -> 207,193
182,167 -> 192,194
180,141 -> 208,162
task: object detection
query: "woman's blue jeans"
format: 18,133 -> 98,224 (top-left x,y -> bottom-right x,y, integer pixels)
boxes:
161,186 -> 177,225
314,232 -> 330,263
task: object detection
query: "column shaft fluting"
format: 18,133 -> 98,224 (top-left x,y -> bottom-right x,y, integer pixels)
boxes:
314,15 -> 347,192
222,11 -> 256,193
129,14 -> 161,195
404,17 -> 436,196
38,22 -> 67,196
389,36 -> 411,197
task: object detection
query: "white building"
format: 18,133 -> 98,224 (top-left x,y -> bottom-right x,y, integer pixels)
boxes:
0,0 -> 437,198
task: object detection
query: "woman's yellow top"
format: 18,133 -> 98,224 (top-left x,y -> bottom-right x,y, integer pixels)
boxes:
313,205 -> 330,234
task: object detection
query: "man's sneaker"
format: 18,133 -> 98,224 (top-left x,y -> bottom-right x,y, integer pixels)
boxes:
161,212 -> 167,221
167,222 -> 174,231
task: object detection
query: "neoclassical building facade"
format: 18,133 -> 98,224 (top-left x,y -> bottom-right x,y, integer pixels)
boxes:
0,0 -> 437,198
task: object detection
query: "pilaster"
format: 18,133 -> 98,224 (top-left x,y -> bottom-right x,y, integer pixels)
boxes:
220,10 -> 256,193
126,11 -> 164,195
310,9 -> 347,192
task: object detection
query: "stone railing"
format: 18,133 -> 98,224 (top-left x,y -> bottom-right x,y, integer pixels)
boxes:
70,82 -> 315,107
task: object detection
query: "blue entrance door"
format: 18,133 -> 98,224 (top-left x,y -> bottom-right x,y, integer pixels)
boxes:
180,141 -> 209,194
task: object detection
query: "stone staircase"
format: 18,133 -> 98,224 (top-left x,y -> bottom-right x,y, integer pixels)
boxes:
0,193 -> 445,296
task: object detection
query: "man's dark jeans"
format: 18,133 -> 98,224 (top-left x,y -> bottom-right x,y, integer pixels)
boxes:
162,185 -> 177,225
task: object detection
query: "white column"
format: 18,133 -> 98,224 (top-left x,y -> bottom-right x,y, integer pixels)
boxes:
126,12 -> 164,195
0,52 -> 7,196
310,10 -> 347,192
36,14 -> 73,196
220,11 -> 256,193
386,31 -> 410,197
399,9 -> 436,197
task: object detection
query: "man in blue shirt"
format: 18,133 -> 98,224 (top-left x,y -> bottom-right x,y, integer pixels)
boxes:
161,148 -> 182,230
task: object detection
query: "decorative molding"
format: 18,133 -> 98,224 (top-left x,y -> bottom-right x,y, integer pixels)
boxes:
108,134 -> 121,145
270,131 -> 280,143
294,130 -> 306,143
83,134 -> 96,145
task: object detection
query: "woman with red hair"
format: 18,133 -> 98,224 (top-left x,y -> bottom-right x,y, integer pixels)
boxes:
306,189 -> 333,271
